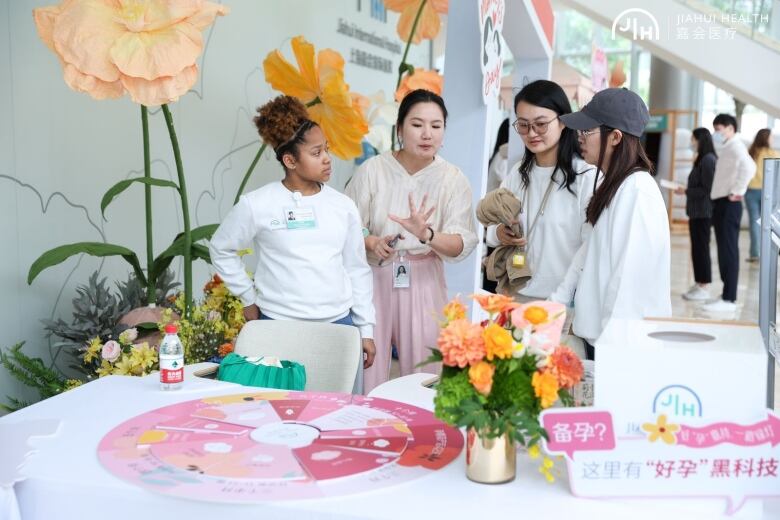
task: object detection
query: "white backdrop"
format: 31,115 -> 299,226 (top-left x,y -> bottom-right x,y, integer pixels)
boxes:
0,0 -> 430,408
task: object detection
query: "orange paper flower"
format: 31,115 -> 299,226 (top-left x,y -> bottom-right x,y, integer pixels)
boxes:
483,323 -> 513,361
437,319 -> 485,368
263,36 -> 368,160
471,293 -> 519,315
468,361 -> 495,396
384,0 -> 449,44
395,68 -> 444,102
33,0 -> 228,105
441,299 -> 467,324
548,346 -> 584,389
532,371 -> 560,409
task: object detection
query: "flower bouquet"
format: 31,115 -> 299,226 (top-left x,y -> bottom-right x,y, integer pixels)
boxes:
422,294 -> 584,483
83,328 -> 158,378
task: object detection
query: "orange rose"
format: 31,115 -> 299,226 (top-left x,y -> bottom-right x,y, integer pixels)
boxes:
471,293 -> 519,315
483,323 -> 513,361
468,361 -> 495,396
532,371 -> 560,409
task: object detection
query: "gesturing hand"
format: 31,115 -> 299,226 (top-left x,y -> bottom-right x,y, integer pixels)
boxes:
388,193 -> 435,242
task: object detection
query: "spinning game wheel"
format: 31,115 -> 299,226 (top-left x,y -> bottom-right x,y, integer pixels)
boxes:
98,390 -> 463,502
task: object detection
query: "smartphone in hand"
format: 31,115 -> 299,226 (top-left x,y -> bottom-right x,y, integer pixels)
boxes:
378,233 -> 403,266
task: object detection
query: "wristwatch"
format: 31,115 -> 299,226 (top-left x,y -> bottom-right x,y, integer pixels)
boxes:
419,226 -> 435,244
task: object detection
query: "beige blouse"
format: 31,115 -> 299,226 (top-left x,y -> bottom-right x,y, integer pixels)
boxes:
346,151 -> 478,265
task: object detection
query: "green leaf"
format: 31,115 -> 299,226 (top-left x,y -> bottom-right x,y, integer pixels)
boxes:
28,242 -> 146,286
134,322 -> 159,331
149,224 -> 218,282
398,62 -> 415,77
101,177 -> 180,218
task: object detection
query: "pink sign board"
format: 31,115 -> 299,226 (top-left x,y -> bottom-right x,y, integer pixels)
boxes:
541,409 -> 616,460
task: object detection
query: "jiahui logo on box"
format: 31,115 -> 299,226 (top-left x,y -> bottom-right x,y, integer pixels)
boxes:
612,8 -> 660,41
652,384 -> 703,419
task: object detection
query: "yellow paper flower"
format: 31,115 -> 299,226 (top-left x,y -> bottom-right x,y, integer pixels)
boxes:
468,361 -> 495,396
384,0 -> 449,44
33,0 -> 228,105
395,68 -> 444,102
532,370 -> 559,409
642,415 -> 679,445
483,323 -> 513,361
263,36 -> 368,159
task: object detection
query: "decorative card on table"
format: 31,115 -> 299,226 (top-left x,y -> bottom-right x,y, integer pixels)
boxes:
98,391 -> 463,502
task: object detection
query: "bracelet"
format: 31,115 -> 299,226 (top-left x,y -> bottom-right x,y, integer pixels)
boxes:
419,226 -> 435,244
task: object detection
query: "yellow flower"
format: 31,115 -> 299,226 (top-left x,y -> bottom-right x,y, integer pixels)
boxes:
539,456 -> 556,483
642,415 -> 679,445
130,343 -> 158,370
263,36 -> 368,159
483,323 -> 513,361
384,0 -> 449,44
113,355 -> 135,376
395,68 -> 444,102
33,0 -> 228,105
83,337 -> 102,364
468,361 -> 495,396
441,299 -> 466,324
527,444 -> 541,459
532,371 -> 559,409
64,379 -> 83,391
95,360 -> 113,378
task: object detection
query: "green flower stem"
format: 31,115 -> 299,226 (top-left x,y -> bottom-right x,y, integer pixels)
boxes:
141,105 -> 154,305
234,143 -> 266,204
232,98 -> 322,204
161,104 -> 192,318
395,0 -> 427,91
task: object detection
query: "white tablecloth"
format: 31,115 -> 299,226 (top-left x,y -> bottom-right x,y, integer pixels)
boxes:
1,372 -> 778,520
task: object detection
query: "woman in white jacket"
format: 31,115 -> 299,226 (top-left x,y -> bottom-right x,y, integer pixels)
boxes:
485,80 -> 596,301
551,88 -> 671,359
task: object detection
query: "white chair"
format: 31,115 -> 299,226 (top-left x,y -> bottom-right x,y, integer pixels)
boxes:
225,319 -> 363,394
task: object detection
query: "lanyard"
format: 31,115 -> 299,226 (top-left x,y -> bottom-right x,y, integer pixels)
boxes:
522,169 -> 557,243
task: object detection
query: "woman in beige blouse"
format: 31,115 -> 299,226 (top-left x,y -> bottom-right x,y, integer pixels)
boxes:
346,89 -> 478,392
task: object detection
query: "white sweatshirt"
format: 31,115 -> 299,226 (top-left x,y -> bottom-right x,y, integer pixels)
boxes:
710,135 -> 756,199
209,182 -> 375,339
486,158 -> 596,298
551,171 -> 671,344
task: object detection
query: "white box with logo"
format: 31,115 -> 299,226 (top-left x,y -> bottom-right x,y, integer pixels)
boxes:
594,318 -> 768,435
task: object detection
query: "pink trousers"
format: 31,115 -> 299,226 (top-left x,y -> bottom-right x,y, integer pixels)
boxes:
364,253 -> 447,393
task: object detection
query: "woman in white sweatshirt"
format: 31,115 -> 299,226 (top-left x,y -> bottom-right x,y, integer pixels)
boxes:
551,88 -> 671,359
209,95 -> 376,369
484,80 -> 595,301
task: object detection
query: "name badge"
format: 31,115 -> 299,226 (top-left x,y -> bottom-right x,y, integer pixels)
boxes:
512,253 -> 525,267
393,258 -> 411,289
284,207 -> 316,230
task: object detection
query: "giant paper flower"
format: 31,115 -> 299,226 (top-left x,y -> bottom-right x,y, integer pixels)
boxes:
263,36 -> 368,160
395,68 -> 444,102
33,0 -> 228,106
384,0 -> 449,44
353,91 -> 398,154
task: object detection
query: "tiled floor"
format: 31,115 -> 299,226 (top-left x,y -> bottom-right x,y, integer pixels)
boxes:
390,229 -> 780,409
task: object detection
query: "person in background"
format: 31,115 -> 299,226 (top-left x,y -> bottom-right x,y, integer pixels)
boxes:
551,88 -> 671,360
209,95 -> 376,370
482,118 -> 509,293
487,79 -> 596,302
746,128 -> 779,262
677,128 -> 717,301
346,89 -> 478,393
701,114 -> 756,312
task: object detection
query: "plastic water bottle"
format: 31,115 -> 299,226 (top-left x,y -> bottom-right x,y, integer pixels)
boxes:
159,323 -> 184,391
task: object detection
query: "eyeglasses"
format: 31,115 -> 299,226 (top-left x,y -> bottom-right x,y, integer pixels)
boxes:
512,117 -> 558,136
577,128 -> 600,138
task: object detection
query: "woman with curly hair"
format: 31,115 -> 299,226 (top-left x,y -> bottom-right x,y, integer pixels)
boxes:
209,95 -> 376,373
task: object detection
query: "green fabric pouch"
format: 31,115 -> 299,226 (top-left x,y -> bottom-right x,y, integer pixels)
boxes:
217,353 -> 306,390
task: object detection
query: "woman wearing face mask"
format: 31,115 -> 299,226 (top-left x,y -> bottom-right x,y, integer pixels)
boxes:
553,88 -> 671,359
210,95 -> 377,371
485,80 -> 596,302
346,89 -> 478,392
675,128 -> 717,301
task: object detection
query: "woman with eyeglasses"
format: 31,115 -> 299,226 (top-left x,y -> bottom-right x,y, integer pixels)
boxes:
552,88 -> 671,359
484,80 -> 596,301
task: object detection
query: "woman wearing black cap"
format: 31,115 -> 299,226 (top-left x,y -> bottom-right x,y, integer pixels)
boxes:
550,88 -> 672,359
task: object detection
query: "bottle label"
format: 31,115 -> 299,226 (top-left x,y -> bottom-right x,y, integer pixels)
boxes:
160,356 -> 184,384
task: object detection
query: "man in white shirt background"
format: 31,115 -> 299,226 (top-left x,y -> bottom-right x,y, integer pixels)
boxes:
702,114 -> 756,313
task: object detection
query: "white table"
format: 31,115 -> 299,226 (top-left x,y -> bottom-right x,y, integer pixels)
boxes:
1,372 -> 778,520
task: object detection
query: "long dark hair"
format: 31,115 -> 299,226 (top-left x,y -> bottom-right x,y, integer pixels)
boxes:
514,80 -> 583,194
586,127 -> 654,225
490,119 -> 509,163
692,127 -> 717,167
749,128 -> 772,160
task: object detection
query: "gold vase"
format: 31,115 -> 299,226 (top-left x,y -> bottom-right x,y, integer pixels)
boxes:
465,428 -> 516,484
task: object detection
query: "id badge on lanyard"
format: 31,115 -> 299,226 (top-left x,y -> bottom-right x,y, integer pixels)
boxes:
284,206 -> 316,230
393,251 -> 411,289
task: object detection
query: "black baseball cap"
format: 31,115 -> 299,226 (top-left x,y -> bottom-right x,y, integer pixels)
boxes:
559,88 -> 650,137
